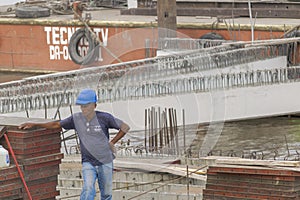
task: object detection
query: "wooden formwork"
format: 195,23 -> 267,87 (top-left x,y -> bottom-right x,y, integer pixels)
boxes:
203,160 -> 300,200
0,118 -> 63,200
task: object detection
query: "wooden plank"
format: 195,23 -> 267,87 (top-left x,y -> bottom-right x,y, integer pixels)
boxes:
203,193 -> 247,200
23,190 -> 59,200
23,159 -> 61,171
203,188 -> 299,199
203,156 -> 300,167
6,132 -> 60,145
0,190 -> 22,200
114,159 -> 206,180
28,180 -> 58,193
206,183 -> 300,196
218,157 -> 300,167
0,165 -> 18,179
0,126 -> 6,139
207,178 -> 300,191
26,175 -> 58,187
0,183 -> 22,193
204,162 -> 300,199
10,148 -> 61,161
22,153 -> 63,165
208,165 -> 300,176
8,143 -> 61,155
24,166 -> 59,182
7,135 -> 61,149
7,128 -> 61,138
207,172 -> 300,185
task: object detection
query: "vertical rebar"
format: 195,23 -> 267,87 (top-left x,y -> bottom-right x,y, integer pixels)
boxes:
144,109 -> 148,153
183,109 -> 186,155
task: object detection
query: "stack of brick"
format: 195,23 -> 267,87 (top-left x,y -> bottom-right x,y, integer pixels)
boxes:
0,117 -> 63,200
0,165 -> 23,199
203,157 -> 300,199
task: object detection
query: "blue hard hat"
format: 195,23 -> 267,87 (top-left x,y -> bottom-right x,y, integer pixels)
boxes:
76,89 -> 97,105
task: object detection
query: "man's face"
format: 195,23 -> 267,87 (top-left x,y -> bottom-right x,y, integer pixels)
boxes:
80,103 -> 96,118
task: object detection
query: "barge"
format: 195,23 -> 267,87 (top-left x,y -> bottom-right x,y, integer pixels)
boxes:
0,0 -> 299,72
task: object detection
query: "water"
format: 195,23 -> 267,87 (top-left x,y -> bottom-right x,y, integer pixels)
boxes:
60,116 -> 300,161
194,116 -> 300,160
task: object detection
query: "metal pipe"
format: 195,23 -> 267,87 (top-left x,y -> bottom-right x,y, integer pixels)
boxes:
4,134 -> 33,200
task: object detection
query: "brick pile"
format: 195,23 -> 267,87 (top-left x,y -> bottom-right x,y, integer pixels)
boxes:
0,125 -> 63,200
203,163 -> 300,199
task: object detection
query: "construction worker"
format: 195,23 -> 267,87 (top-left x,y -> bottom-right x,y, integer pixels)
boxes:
19,88 -> 130,200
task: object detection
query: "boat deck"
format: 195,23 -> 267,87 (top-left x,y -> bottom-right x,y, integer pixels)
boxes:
0,4 -> 299,28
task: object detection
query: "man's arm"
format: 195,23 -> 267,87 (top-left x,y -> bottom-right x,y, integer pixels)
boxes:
110,122 -> 130,144
18,121 -> 61,130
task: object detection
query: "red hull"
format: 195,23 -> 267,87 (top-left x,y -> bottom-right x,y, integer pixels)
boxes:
0,10 -> 293,72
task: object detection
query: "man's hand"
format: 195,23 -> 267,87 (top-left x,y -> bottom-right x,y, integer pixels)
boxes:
109,142 -> 116,154
18,123 -> 35,130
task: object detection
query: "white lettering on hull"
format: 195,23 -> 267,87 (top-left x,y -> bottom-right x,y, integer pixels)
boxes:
44,26 -> 108,62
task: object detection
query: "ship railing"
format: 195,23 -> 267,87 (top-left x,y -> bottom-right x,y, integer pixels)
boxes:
0,38 -> 299,113
95,67 -> 294,103
0,41 -> 290,97
158,38 -> 226,50
0,38 -> 296,92
0,67 -> 299,113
